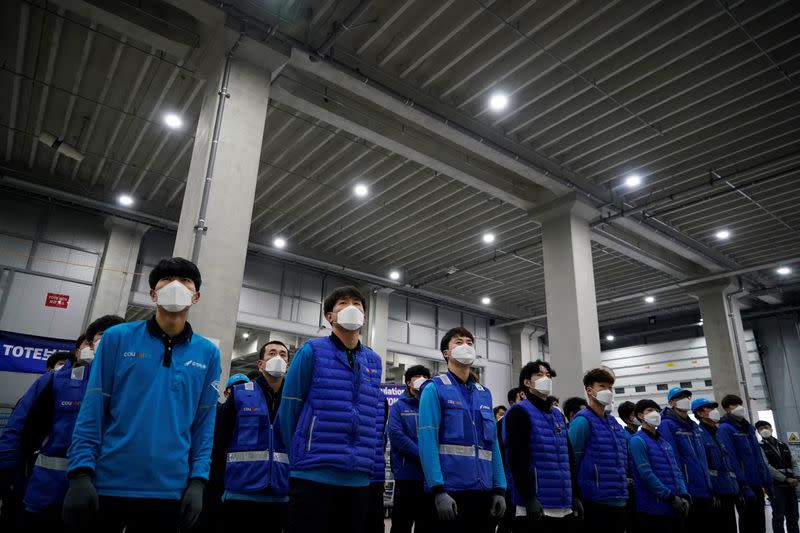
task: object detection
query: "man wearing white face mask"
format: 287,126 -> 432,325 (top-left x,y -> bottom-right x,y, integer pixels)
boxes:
65,257 -> 221,533
502,360 -> 582,532
568,368 -> 629,532
657,388 -> 714,532
755,420 -> 799,533
417,327 -> 506,533
279,286 -> 383,533
717,393 -> 772,533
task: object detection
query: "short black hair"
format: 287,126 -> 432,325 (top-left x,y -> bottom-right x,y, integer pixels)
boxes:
634,399 -> 660,416
754,420 -> 772,430
493,406 -> 507,416
46,351 -> 72,369
721,394 -> 743,409
148,257 -> 202,290
546,396 -> 559,405
404,364 -> 431,383
74,334 -> 87,350
583,367 -> 615,387
563,397 -> 587,421
439,327 -> 475,353
507,387 -> 522,405
259,340 -> 288,359
323,286 -> 366,314
246,369 -> 261,381
618,401 -> 636,420
518,359 -> 556,388
85,315 -> 124,342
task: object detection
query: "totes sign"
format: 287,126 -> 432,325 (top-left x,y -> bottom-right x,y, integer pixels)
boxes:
45,293 -> 70,309
0,330 -> 75,374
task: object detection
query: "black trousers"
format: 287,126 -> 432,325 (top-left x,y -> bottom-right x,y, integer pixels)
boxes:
684,496 -> 713,532
221,499 -> 287,532
365,482 -> 385,533
428,490 -> 497,533
708,495 -> 737,533
390,480 -> 431,533
582,501 -> 625,533
737,489 -> 766,533
770,486 -> 800,533
96,496 -> 181,533
636,512 -> 681,533
509,514 -> 574,533
20,505 -> 66,532
286,478 -> 370,533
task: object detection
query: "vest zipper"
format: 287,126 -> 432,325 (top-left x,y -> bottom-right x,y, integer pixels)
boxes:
594,465 -> 599,490
307,415 -> 317,452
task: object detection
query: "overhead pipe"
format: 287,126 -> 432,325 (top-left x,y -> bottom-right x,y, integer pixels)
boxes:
313,0 -> 374,58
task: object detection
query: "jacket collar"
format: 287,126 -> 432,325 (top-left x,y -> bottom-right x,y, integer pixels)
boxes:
330,332 -> 361,352
146,315 -> 193,345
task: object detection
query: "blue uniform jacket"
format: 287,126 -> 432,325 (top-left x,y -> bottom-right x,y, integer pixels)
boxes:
658,408 -> 713,499
388,392 -> 423,481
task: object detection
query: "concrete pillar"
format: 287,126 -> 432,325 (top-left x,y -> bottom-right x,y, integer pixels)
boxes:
173,45 -> 272,385
89,217 -> 149,320
508,325 -> 546,390
532,193 -> 601,399
363,287 -> 392,379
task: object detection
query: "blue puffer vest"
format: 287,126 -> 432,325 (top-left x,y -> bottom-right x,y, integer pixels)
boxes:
431,372 -> 495,492
24,363 -> 89,510
389,395 -> 423,481
697,423 -> 739,496
718,416 -> 771,489
632,430 -> 682,516
224,381 -> 289,495
371,396 -> 387,483
574,408 -> 628,502
290,337 -> 382,475
506,400 -> 572,509
659,409 -> 712,499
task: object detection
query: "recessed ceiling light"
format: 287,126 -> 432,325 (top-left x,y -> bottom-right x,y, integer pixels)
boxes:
273,237 -> 286,249
644,295 -> 655,303
242,332 -> 249,339
163,113 -> 183,129
697,320 -> 704,327
606,334 -> 615,341
715,230 -> 731,240
118,194 -> 134,207
389,270 -> 400,281
777,266 -> 792,276
625,174 -> 642,187
488,92 -> 508,111
481,296 -> 491,305
354,184 -> 369,197
482,233 -> 495,244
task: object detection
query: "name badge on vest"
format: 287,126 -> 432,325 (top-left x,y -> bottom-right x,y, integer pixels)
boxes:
71,366 -> 85,381
244,382 -> 254,391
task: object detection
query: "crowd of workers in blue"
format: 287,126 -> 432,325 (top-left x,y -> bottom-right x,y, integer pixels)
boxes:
0,256 -> 797,533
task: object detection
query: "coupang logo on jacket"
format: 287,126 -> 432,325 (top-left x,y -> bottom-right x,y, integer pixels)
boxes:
123,351 -> 150,359
60,400 -> 81,407
184,360 -> 208,370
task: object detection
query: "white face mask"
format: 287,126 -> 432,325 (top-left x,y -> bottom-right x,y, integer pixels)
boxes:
79,346 -> 94,361
759,429 -> 772,439
54,361 -> 65,371
730,405 -> 746,419
533,376 -> 552,395
264,357 -> 287,377
449,344 -> 476,365
644,411 -> 661,427
593,389 -> 614,406
411,377 -> 427,390
335,305 -> 364,331
708,410 -> 721,423
675,398 -> 692,411
156,280 -> 195,313
630,417 -> 642,427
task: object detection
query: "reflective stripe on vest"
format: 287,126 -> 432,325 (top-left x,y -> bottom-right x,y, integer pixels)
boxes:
438,444 -> 493,462
35,454 -> 69,471
274,452 -> 290,464
227,450 -> 269,463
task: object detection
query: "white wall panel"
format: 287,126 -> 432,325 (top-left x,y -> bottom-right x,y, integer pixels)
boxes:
389,319 -> 407,343
409,323 -> 436,348
30,243 -> 98,282
238,287 -> 280,317
242,259 -> 283,292
408,301 -> 435,325
388,294 -> 407,320
0,235 -> 32,269
42,211 -> 106,252
488,340 -> 510,364
438,308 -> 460,331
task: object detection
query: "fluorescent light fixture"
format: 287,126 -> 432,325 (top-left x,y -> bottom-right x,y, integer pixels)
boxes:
697,320 -> 704,327
273,237 -> 286,249
482,233 -> 496,244
481,296 -> 491,305
354,184 -> 369,197
118,194 -> 134,207
644,295 -> 655,303
625,174 -> 642,187
163,113 -> 183,129
776,266 -> 792,276
606,335 -> 615,341
715,230 -> 731,240
389,270 -> 400,281
242,332 -> 249,339
488,92 -> 508,111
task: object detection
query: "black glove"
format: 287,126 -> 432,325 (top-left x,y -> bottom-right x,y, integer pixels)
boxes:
712,496 -> 721,510
434,492 -> 458,521
62,473 -> 99,528
669,496 -> 689,519
526,498 -> 544,520
736,494 -> 747,511
178,479 -> 204,530
0,468 -> 13,499
572,497 -> 584,520
490,494 -> 506,518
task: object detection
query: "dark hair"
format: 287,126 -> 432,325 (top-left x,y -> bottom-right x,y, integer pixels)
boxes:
546,395 -> 559,405
404,364 -> 431,383
754,420 -> 771,430
323,286 -> 366,314
721,394 -> 743,409
493,406 -> 507,416
563,397 -> 587,421
148,257 -> 202,290
518,359 -> 556,388
74,334 -> 87,350
259,340 -> 288,359
46,351 -> 72,369
507,387 -> 522,405
618,401 -> 636,420
85,315 -> 124,341
583,367 -> 615,387
439,327 -> 475,353
634,399 -> 660,416
246,370 -> 261,381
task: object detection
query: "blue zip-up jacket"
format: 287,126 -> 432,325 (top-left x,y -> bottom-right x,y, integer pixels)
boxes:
417,371 -> 506,494
68,319 -> 221,499
569,408 -> 628,504
696,422 -> 739,496
658,408 -> 713,499
717,414 -> 771,491
388,392 -> 423,481
371,397 -> 388,484
278,334 -> 383,488
630,429 -> 687,516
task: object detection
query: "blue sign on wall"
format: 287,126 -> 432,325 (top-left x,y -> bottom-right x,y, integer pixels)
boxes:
0,330 -> 75,374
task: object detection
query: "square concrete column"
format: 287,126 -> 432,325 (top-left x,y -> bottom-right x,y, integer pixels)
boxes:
508,325 -> 546,390
532,193 -> 601,399
363,286 -> 392,379
173,47 -> 272,381
88,217 -> 149,320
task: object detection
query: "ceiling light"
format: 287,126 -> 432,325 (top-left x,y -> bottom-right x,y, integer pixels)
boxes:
644,295 -> 655,303
354,184 -> 369,197
273,237 -> 286,249
482,233 -> 495,244
606,334 -> 615,341
777,266 -> 792,276
163,113 -> 183,129
481,296 -> 491,305
625,174 -> 642,187
697,320 -> 704,327
118,194 -> 134,207
488,92 -> 508,111
389,270 -> 400,281
715,230 -> 731,240
242,332 -> 249,339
